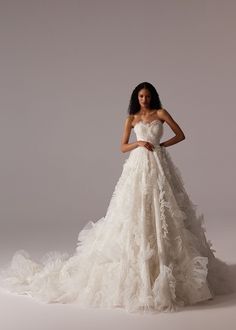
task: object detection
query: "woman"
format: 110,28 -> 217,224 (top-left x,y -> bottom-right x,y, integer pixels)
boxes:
0,82 -> 233,314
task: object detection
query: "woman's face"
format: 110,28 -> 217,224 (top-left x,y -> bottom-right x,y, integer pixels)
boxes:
138,88 -> 151,108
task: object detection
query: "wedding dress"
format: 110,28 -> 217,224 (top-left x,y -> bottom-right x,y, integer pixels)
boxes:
0,119 -> 233,313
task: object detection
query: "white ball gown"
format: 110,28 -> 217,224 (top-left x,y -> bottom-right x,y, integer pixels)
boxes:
0,118 -> 233,313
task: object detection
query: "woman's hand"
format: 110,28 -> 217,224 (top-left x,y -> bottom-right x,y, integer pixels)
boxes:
137,140 -> 155,151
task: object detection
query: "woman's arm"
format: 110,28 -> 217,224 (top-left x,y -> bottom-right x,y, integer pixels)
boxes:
120,116 -> 139,153
158,109 -> 185,147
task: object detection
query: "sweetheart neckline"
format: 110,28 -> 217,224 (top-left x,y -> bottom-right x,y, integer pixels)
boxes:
133,119 -> 163,128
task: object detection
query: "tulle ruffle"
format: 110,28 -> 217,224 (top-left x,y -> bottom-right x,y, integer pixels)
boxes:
0,145 -> 234,313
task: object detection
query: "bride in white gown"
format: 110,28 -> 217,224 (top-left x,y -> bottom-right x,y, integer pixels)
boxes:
0,82 -> 233,313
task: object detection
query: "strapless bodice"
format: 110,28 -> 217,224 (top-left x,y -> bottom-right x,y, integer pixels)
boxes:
134,119 -> 164,148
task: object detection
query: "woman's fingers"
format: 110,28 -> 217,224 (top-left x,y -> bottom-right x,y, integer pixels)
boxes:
145,142 -> 154,151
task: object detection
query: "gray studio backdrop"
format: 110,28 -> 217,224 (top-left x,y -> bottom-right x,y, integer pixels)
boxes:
0,0 -> 235,261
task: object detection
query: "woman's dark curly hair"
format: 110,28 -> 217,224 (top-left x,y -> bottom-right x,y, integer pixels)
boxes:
127,82 -> 163,115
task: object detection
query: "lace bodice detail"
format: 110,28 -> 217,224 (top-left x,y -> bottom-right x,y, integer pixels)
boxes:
134,119 -> 164,147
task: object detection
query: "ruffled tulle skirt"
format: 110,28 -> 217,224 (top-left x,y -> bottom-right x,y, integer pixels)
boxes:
0,146 -> 233,313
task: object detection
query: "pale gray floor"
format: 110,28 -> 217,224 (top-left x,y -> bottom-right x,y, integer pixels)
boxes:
0,221 -> 236,330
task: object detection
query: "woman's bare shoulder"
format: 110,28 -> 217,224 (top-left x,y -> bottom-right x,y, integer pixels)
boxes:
127,114 -> 141,128
125,114 -> 135,124
156,108 -> 170,121
156,108 -> 166,114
